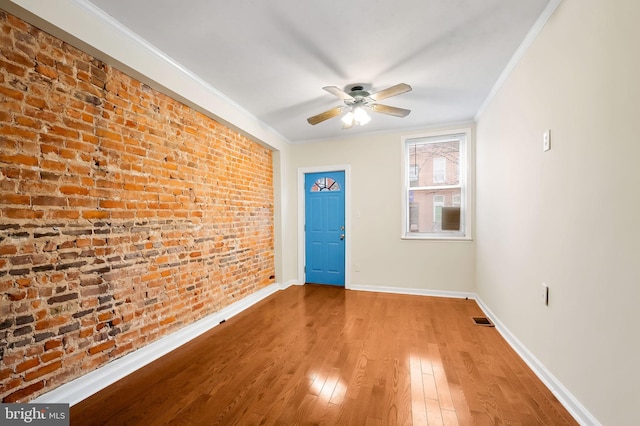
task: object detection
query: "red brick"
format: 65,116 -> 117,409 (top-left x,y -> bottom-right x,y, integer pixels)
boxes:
0,368 -> 11,381
81,210 -> 109,219
25,96 -> 48,110
15,357 -> 40,374
24,360 -> 62,381
99,199 -> 125,209
97,312 -> 112,322
88,339 -> 115,355
0,193 -> 29,204
0,153 -> 38,166
123,182 -> 144,191
41,350 -> 63,363
59,185 -> 89,196
110,210 -> 135,219
44,339 -> 63,351
0,58 -> 27,77
3,381 -> 45,403
31,195 -> 67,206
96,179 -> 121,190
35,316 -> 68,331
45,210 -> 80,220
24,106 -> 57,122
160,316 -> 176,326
40,159 -> 66,171
0,85 -> 25,100
48,125 -> 78,139
35,63 -> 58,79
68,197 -> 97,208
96,128 -> 122,142
4,208 -> 44,219
14,115 -> 41,129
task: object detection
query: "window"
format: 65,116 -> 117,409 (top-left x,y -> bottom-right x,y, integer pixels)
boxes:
310,177 -> 340,192
402,129 -> 471,239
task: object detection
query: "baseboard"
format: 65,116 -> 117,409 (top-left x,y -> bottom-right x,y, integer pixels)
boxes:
34,282 -> 294,406
474,297 -> 600,426
348,283 -> 476,300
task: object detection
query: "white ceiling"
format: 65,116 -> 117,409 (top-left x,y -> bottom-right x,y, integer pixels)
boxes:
86,0 -> 551,143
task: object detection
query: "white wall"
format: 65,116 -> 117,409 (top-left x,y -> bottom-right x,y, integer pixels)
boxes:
285,128 -> 476,293
475,1 -> 640,424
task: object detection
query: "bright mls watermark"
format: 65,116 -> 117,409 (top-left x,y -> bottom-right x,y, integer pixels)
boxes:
1,404 -> 69,425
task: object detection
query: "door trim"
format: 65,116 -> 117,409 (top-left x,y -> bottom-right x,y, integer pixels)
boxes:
297,165 -> 351,289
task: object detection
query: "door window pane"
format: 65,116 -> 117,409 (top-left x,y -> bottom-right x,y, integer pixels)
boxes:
311,177 -> 340,192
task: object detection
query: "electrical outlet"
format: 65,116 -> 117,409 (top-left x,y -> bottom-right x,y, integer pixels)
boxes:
540,283 -> 549,306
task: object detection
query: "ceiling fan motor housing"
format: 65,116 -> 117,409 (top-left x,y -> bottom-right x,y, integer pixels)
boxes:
347,85 -> 371,99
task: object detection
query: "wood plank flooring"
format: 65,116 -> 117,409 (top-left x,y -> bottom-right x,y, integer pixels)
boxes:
71,285 -> 577,425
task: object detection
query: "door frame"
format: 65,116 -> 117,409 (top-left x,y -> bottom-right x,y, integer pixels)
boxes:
298,165 -> 351,288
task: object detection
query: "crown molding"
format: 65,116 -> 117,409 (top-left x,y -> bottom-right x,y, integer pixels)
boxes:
474,0 -> 563,121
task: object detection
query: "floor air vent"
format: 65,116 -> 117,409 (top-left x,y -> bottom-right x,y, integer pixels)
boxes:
472,317 -> 495,327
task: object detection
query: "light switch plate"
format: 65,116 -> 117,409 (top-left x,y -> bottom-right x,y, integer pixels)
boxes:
541,283 -> 549,306
543,130 -> 551,151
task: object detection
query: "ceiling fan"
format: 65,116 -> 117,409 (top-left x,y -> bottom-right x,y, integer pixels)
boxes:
307,83 -> 412,129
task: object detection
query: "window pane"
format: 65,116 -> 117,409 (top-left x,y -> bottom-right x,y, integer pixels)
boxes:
311,177 -> 340,192
407,188 -> 461,233
408,140 -> 459,187
433,158 -> 446,184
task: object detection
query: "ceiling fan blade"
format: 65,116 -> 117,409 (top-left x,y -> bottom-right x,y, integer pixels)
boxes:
307,106 -> 345,125
369,103 -> 411,117
323,86 -> 355,101
368,83 -> 412,101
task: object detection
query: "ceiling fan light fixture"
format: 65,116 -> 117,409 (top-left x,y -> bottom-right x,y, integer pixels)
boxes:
353,106 -> 370,125
341,110 -> 354,126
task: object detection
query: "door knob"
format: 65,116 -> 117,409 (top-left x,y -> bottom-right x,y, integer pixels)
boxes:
340,234 -> 345,240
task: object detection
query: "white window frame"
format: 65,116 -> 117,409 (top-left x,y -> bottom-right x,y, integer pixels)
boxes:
401,128 -> 473,240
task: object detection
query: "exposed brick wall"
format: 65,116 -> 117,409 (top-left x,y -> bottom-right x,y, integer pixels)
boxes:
0,11 -> 275,402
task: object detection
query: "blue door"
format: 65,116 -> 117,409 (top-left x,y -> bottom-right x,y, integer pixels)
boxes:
305,171 -> 345,286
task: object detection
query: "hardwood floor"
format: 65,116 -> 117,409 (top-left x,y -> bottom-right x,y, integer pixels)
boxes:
71,285 -> 576,425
